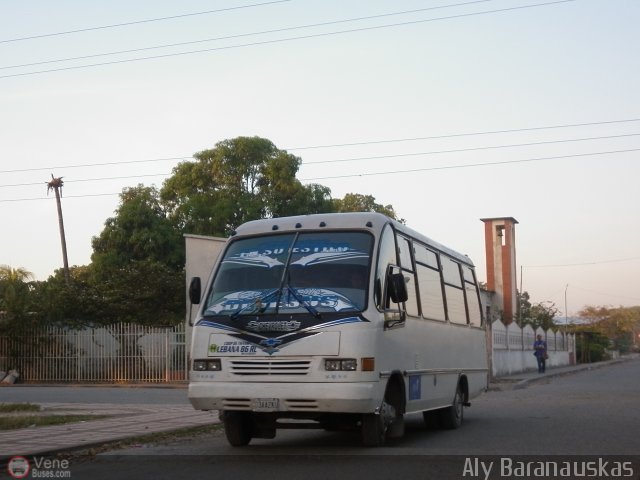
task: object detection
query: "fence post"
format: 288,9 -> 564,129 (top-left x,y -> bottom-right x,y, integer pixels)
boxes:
165,332 -> 170,383
76,329 -> 81,382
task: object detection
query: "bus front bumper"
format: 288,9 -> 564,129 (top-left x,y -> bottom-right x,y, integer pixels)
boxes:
188,380 -> 380,413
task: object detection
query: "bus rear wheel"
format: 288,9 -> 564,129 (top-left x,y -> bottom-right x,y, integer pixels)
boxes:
223,411 -> 253,446
439,385 -> 464,430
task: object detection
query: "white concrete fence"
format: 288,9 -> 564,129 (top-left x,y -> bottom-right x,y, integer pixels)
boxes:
491,320 -> 575,377
1,321 -> 575,383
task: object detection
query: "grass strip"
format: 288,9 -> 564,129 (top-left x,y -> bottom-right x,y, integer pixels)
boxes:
74,424 -> 223,457
0,415 -> 110,431
0,403 -> 41,413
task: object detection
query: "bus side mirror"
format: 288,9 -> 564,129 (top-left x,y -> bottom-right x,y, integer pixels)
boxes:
388,272 -> 408,303
189,277 -> 202,305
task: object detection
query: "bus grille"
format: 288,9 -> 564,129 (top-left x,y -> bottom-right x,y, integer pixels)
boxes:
229,359 -> 312,376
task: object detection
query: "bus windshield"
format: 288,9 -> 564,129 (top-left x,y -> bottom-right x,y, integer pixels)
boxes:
204,231 -> 373,317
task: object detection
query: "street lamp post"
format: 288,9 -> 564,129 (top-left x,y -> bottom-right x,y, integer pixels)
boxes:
564,284 -> 568,328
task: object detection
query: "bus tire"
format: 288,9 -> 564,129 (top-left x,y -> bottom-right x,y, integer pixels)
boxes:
439,384 -> 464,430
223,411 -> 253,446
362,413 -> 386,447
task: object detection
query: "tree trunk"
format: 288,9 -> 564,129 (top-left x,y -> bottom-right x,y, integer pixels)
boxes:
48,175 -> 70,285
54,186 -> 70,284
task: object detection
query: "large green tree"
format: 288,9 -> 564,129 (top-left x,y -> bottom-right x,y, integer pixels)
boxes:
161,136 -> 333,236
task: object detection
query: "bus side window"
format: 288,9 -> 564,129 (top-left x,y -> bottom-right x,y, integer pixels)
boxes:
396,235 -> 419,317
414,243 -> 446,321
463,265 -> 483,326
442,257 -> 467,324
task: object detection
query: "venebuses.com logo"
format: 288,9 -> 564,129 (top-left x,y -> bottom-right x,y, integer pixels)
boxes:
7,455 -> 71,478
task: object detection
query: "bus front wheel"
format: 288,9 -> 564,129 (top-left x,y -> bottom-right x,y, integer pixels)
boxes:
362,413 -> 386,447
223,411 -> 253,446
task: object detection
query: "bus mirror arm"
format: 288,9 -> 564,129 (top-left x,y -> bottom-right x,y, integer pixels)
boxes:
384,310 -> 406,330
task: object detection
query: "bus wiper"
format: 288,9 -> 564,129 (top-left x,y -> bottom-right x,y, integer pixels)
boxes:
287,284 -> 321,319
230,288 -> 281,320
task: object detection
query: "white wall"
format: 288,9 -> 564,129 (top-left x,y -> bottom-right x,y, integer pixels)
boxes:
492,349 -> 571,377
491,320 -> 575,377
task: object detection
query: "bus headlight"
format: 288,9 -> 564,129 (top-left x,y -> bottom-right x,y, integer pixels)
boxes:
325,359 -> 357,371
193,359 -> 222,371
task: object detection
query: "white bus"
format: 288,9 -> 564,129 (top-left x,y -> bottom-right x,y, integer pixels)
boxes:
188,212 -> 488,446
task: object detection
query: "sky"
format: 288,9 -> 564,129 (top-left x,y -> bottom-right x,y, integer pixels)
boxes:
1,0 -> 639,316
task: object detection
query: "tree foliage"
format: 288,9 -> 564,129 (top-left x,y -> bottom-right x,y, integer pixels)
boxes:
576,330 -> 611,363
0,265 -> 35,332
577,305 -> 640,353
332,193 -> 402,221
30,266 -> 102,327
26,260 -> 183,329
92,185 -> 184,271
527,302 -> 558,331
518,291 -> 558,330
160,136 -> 334,236
91,260 -> 183,326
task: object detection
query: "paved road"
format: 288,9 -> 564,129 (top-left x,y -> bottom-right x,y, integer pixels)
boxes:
0,384 -> 189,405
92,358 -> 640,456
53,358 -> 640,479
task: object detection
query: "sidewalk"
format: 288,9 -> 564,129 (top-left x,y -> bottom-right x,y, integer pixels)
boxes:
0,403 -> 218,460
1,359 -> 628,459
487,357 -> 629,391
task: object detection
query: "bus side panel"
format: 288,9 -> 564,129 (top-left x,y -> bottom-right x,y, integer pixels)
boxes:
379,317 -> 487,414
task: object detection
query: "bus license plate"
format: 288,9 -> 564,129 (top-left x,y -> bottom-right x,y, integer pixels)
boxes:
253,398 -> 279,411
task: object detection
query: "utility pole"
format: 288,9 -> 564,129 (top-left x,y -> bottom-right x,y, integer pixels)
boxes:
46,174 -> 70,285
564,284 -> 569,327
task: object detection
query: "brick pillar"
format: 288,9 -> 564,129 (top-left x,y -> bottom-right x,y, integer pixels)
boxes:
480,217 -> 519,325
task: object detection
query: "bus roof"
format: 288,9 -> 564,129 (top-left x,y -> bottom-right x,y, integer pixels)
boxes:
232,212 -> 475,267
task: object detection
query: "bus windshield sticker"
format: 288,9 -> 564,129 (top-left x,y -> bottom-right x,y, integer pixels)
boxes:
206,232 -> 372,318
205,288 -> 360,316
222,254 -> 284,269
290,249 -> 368,266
